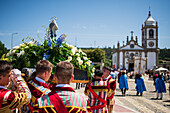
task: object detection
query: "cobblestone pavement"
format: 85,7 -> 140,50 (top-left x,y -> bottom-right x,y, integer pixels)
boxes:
71,75 -> 170,113
114,75 -> 170,113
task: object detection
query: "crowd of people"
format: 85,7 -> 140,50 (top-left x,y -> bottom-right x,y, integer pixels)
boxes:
0,60 -> 167,113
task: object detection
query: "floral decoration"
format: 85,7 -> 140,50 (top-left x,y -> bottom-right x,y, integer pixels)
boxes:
4,30 -> 95,78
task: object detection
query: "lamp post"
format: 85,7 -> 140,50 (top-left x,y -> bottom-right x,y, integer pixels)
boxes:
11,33 -> 18,49
139,53 -> 142,74
153,64 -> 156,77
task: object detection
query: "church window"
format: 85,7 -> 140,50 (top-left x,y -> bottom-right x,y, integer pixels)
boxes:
126,52 -> 129,58
135,52 -> 138,56
130,53 -> 134,58
130,44 -> 134,48
149,29 -> 154,38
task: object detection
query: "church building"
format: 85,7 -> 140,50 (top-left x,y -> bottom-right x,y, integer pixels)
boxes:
112,10 -> 159,72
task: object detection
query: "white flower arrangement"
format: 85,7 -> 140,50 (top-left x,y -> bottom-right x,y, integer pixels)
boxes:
83,56 -> 88,60
16,50 -> 25,57
13,46 -> 20,49
4,28 -> 95,78
78,59 -> 83,65
28,41 -> 35,46
86,60 -> 92,66
67,56 -> 72,62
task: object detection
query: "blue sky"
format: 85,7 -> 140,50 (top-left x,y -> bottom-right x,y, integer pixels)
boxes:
0,0 -> 170,49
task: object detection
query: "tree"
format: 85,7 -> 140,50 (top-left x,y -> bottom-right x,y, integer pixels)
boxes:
159,48 -> 170,60
0,41 -> 8,58
82,48 -> 105,69
83,48 -> 105,62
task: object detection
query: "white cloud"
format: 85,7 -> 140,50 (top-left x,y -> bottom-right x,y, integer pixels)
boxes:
37,30 -> 45,34
72,24 -> 108,30
72,24 -> 87,29
82,26 -> 87,29
0,33 -> 11,36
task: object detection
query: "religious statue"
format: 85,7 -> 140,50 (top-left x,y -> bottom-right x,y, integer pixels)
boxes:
49,19 -> 58,38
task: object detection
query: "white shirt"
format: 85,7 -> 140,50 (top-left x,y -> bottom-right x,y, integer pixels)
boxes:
0,86 -> 7,89
35,77 -> 46,83
106,75 -> 111,80
56,84 -> 71,87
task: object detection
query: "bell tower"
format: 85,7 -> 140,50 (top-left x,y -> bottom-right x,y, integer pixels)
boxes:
141,10 -> 158,49
141,9 -> 159,69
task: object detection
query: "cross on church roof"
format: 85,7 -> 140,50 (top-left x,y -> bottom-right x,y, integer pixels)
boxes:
131,31 -> 134,37
149,6 -> 151,16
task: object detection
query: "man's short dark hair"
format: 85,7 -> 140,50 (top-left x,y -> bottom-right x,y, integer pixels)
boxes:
36,60 -> 54,75
95,69 -> 103,77
55,61 -> 74,83
103,66 -> 111,72
0,60 -> 13,76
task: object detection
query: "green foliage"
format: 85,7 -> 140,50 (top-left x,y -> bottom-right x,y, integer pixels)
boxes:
164,58 -> 170,61
158,48 -> 170,65
103,47 -> 112,59
83,48 -> 105,62
159,48 -> 170,60
5,39 -> 43,70
4,38 -> 95,78
94,64 -> 100,69
104,59 -> 112,67
0,41 -> 8,57
159,60 -> 163,63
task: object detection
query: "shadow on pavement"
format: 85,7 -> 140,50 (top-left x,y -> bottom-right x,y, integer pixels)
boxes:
114,95 -> 125,97
115,94 -> 138,97
150,98 -> 159,100
163,100 -> 170,102
149,91 -> 157,93
126,94 -> 140,96
163,104 -> 170,107
129,89 -> 136,91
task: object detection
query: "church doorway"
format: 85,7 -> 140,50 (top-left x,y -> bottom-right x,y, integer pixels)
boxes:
128,63 -> 134,72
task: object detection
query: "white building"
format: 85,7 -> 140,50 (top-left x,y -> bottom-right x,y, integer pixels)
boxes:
112,10 -> 159,72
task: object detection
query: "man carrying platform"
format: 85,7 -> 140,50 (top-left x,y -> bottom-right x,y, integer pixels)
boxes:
103,66 -> 116,113
84,69 -> 110,113
0,60 -> 31,113
33,61 -> 88,113
23,60 -> 54,112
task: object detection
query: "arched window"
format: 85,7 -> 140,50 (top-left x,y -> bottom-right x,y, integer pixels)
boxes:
135,52 -> 138,56
126,52 -> 129,58
149,29 -> 154,38
130,53 -> 134,58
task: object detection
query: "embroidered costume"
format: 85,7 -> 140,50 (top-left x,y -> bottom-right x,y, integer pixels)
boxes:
0,76 -> 31,113
34,84 -> 88,113
106,76 -> 116,105
23,77 -> 51,112
84,78 -> 110,113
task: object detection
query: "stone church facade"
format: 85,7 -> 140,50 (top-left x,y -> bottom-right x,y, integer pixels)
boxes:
112,11 -> 159,71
